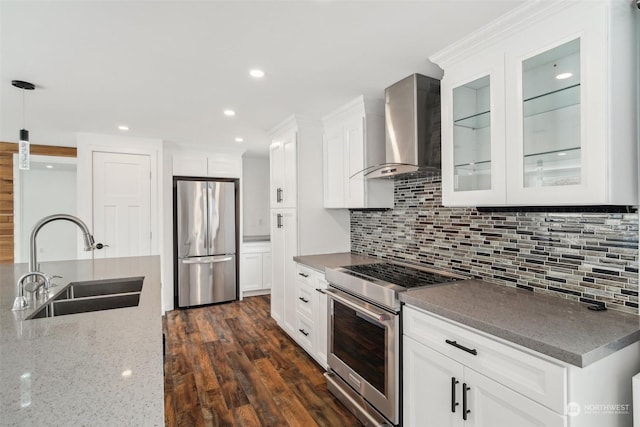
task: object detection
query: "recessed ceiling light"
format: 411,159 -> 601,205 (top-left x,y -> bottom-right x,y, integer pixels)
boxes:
118,125 -> 129,131
555,72 -> 572,80
224,110 -> 236,117
557,152 -> 567,156
46,165 -> 53,169
235,137 -> 244,143
249,69 -> 265,78
121,369 -> 132,378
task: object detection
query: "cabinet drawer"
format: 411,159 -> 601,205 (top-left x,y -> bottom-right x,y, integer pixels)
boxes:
403,305 -> 566,414
296,264 -> 315,287
296,282 -> 314,319
296,315 -> 314,352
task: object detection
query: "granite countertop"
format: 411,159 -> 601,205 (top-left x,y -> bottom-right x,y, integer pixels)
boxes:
0,256 -> 163,427
293,252 -> 380,272
400,279 -> 640,368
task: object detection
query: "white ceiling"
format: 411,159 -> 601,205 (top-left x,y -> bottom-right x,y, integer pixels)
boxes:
0,0 -> 524,156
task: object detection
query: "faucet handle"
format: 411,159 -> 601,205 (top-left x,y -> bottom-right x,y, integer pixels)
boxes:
94,243 -> 109,250
46,275 -> 63,289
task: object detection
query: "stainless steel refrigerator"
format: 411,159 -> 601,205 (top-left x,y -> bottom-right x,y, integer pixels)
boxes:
174,178 -> 238,307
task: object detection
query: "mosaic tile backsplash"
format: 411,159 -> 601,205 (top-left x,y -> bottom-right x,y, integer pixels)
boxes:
350,175 -> 639,314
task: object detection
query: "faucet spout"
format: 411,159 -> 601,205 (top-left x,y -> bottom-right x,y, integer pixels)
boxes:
29,214 -> 96,273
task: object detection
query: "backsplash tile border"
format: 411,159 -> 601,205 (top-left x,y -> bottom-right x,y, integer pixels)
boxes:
350,175 -> 639,315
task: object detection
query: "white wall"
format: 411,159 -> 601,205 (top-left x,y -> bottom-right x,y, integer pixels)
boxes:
242,155 -> 270,237
14,156 -> 77,263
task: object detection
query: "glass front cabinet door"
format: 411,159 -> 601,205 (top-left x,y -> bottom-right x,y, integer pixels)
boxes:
441,54 -> 506,206
504,1 -> 636,206
438,1 -> 636,207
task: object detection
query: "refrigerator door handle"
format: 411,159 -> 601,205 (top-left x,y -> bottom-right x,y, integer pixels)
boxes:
181,256 -> 233,264
203,185 -> 209,250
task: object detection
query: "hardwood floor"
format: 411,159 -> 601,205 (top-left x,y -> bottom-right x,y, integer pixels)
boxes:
163,295 -> 362,427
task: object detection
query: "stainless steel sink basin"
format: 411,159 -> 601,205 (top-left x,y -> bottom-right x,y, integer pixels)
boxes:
54,277 -> 143,300
28,277 -> 144,319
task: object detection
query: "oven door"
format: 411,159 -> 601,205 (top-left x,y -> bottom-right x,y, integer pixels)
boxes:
326,287 -> 399,425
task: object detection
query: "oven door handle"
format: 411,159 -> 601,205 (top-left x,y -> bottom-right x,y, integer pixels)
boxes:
325,288 -> 391,322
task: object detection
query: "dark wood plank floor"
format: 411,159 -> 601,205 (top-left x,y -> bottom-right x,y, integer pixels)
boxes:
163,295 -> 362,427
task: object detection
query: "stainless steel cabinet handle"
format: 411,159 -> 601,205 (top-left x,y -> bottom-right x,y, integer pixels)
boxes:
182,256 -> 233,264
298,328 -> 309,336
298,297 -> 309,303
276,187 -> 283,203
298,272 -> 309,278
315,288 -> 326,294
276,213 -> 283,228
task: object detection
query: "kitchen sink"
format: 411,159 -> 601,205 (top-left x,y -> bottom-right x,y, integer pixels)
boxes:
54,277 -> 144,300
28,277 -> 143,319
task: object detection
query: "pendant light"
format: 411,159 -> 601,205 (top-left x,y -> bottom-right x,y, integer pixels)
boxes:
11,80 -> 35,170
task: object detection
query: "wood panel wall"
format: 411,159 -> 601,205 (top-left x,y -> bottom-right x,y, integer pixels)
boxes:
0,142 -> 77,263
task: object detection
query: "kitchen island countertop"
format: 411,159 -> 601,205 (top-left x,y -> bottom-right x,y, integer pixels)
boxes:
401,279 -> 640,367
0,256 -> 163,427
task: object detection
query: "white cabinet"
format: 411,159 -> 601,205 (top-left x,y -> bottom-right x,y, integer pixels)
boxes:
293,263 -> 329,369
262,252 -> 271,289
403,304 -> 640,427
240,242 -> 271,296
270,209 -> 297,332
404,337 -> 563,427
173,153 -> 242,178
434,1 -> 637,206
440,53 -> 506,206
268,115 -> 350,334
322,96 -> 394,209
269,130 -> 297,208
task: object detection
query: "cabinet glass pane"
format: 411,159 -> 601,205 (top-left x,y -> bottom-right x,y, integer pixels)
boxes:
453,75 -> 491,192
522,39 -> 580,188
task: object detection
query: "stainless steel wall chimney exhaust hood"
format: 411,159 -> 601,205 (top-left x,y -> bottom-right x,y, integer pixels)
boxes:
367,73 -> 441,179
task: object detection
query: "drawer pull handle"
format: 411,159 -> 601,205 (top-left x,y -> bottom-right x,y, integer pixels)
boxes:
298,328 -> 309,336
446,339 -> 477,356
462,383 -> 470,420
315,288 -> 326,294
298,272 -> 309,278
298,297 -> 309,303
451,377 -> 459,413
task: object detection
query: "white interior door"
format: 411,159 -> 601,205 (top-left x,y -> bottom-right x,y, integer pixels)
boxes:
92,152 -> 151,258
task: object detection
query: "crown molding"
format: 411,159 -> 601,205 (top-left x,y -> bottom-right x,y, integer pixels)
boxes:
429,0 -> 580,68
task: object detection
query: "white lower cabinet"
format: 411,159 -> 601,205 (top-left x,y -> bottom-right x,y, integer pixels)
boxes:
403,305 -> 640,427
240,242 -> 271,296
403,337 -> 564,427
291,263 -> 328,369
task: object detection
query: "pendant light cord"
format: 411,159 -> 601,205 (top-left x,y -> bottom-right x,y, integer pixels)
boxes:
22,89 -> 26,129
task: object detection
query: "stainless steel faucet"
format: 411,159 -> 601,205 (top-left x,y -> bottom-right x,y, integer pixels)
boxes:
12,214 -> 103,312
29,214 -> 97,273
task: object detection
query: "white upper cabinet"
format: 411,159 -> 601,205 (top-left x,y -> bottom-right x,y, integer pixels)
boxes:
433,1 -> 637,206
172,153 -> 242,178
441,52 -> 506,206
322,96 -> 394,209
269,129 -> 297,208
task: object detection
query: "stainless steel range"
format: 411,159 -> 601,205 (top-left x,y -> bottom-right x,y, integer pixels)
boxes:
324,261 -> 464,427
